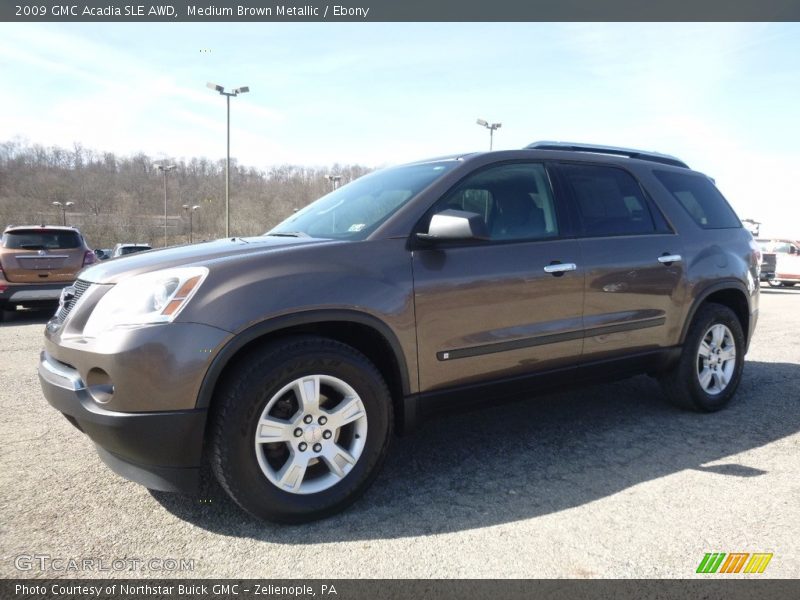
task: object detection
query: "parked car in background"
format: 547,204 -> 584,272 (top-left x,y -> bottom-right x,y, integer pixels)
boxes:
111,243 -> 152,258
94,248 -> 113,261
0,225 -> 95,320
757,239 -> 800,287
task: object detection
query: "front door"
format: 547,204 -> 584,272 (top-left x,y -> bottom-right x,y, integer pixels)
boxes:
412,161 -> 584,393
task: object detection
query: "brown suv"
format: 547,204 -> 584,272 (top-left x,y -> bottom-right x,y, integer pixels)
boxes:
0,225 -> 95,320
38,142 -> 760,523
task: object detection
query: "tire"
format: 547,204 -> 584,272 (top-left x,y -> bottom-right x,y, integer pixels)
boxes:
767,278 -> 782,288
210,335 -> 393,523
782,282 -> 796,287
658,303 -> 745,412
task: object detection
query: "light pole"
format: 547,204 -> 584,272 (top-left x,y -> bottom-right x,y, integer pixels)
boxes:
52,201 -> 74,226
157,164 -> 176,247
326,174 -> 342,190
476,119 -> 502,150
207,82 -> 250,238
182,204 -> 200,243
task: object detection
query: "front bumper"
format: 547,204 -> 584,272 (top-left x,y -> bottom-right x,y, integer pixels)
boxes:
39,351 -> 207,492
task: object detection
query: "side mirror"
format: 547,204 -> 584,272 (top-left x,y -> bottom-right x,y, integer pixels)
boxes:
417,209 -> 489,242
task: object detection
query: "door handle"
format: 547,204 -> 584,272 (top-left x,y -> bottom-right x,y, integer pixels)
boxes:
658,254 -> 682,264
544,262 -> 577,274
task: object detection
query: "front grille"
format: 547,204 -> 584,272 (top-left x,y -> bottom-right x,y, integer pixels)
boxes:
54,279 -> 91,323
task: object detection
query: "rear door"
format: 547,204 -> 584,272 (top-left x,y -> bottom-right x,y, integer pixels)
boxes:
554,162 -> 686,362
412,161 -> 584,393
0,229 -> 85,283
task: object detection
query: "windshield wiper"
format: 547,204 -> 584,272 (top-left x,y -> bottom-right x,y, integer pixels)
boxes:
20,244 -> 46,250
265,231 -> 309,238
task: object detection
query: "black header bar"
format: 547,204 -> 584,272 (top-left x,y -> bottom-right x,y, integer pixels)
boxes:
3,0 -> 800,22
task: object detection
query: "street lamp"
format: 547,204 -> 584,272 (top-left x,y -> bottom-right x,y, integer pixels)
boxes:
207,82 -> 250,238
182,204 -> 200,243
157,164 -> 176,247
326,174 -> 342,190
476,119 -> 502,150
52,201 -> 75,226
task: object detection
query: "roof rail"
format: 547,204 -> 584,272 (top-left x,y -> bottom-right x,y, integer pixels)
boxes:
525,141 -> 689,169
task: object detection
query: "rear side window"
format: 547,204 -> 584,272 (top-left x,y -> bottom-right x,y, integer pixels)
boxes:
3,230 -> 82,249
559,164 -> 657,236
654,170 -> 741,229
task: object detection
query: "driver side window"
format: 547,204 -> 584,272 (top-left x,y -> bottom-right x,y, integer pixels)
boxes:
434,163 -> 559,241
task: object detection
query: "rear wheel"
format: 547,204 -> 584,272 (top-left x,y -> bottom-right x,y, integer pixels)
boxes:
210,335 -> 393,523
659,303 -> 745,412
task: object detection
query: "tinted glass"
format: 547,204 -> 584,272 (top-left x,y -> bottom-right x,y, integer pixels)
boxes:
433,163 -> 559,241
269,161 -> 458,240
118,246 -> 151,255
3,230 -> 81,249
654,170 -> 741,229
560,164 -> 656,236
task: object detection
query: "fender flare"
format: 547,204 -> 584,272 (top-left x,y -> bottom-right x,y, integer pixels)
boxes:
195,309 -> 412,409
679,279 -> 751,345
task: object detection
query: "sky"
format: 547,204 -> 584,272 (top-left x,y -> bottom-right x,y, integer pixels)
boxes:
1,22 -> 798,237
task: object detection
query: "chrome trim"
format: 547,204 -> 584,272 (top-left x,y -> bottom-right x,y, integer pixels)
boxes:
38,352 -> 85,391
658,254 -> 682,264
544,262 -> 577,273
17,254 -> 70,260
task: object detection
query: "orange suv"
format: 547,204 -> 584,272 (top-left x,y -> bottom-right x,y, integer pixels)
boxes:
0,225 -> 95,320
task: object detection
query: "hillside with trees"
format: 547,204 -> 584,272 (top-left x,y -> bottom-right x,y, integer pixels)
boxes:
0,139 -> 372,249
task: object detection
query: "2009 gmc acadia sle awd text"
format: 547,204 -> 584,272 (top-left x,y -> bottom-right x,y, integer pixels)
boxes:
38,141 -> 760,523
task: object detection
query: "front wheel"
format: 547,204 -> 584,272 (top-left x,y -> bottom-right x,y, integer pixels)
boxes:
767,278 -> 783,288
210,336 -> 393,523
658,303 -> 745,412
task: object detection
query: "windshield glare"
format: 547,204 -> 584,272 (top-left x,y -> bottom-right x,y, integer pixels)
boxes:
268,161 -> 457,240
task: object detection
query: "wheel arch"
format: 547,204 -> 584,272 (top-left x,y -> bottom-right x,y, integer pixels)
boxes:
196,309 -> 412,430
680,280 -> 752,347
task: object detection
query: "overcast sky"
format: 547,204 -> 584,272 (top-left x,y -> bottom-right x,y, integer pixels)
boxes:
1,22 -> 798,237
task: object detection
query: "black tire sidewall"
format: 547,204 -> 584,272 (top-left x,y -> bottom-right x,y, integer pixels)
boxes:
683,305 -> 746,412
213,340 -> 391,523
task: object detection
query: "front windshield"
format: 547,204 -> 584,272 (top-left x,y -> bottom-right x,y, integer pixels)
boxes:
268,160 -> 458,240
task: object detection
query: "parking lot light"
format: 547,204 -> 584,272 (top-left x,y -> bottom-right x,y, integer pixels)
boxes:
52,201 -> 75,226
207,82 -> 250,238
182,204 -> 200,243
476,118 -> 502,150
157,164 -> 176,247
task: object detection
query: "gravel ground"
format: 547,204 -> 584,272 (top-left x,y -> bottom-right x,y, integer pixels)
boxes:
1,289 -> 798,579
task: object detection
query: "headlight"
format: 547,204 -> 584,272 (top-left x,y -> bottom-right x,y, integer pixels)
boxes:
83,267 -> 208,338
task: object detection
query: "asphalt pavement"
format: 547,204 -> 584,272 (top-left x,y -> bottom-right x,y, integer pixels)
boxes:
1,289 -> 798,578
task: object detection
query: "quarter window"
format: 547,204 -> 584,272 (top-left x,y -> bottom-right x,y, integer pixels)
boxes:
560,164 -> 657,236
654,170 -> 741,229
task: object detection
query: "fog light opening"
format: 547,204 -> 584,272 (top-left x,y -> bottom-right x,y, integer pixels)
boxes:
86,368 -> 114,404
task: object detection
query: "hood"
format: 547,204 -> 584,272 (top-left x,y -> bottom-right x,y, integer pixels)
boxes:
78,236 -> 331,284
